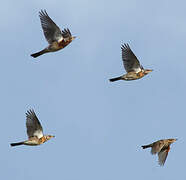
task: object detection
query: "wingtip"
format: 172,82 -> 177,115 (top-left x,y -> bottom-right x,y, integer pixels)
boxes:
26,109 -> 35,116
121,43 -> 130,50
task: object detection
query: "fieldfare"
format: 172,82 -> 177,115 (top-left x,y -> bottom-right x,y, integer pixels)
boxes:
10,109 -> 54,147
142,138 -> 177,166
109,44 -> 152,81
31,10 -> 76,58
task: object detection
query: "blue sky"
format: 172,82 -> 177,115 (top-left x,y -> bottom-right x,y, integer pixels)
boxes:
1,0 -> 186,179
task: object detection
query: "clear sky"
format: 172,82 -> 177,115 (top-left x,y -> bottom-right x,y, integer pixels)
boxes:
1,0 -> 186,179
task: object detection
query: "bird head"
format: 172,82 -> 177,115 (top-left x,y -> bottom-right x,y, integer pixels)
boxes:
143,69 -> 153,75
45,135 -> 55,140
168,138 -> 177,144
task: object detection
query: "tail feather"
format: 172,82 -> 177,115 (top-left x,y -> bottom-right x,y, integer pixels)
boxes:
10,142 -> 24,147
109,76 -> 122,82
141,144 -> 152,149
31,49 -> 48,58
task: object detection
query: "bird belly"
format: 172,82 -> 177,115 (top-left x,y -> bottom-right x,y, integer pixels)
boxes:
123,72 -> 142,80
48,42 -> 62,52
23,140 -> 40,146
48,40 -> 71,52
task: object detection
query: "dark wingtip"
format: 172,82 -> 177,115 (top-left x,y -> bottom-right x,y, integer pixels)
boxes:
39,9 -> 48,18
121,43 -> 130,50
26,109 -> 35,117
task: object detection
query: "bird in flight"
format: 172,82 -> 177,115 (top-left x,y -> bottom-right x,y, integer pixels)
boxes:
141,138 -> 177,166
109,44 -> 152,81
31,10 -> 76,58
10,109 -> 54,147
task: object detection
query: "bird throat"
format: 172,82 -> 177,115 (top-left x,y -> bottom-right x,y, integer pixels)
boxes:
137,71 -> 145,78
39,136 -> 47,144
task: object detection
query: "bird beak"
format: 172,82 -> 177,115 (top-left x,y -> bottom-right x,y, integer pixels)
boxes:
72,36 -> 77,40
144,69 -> 153,75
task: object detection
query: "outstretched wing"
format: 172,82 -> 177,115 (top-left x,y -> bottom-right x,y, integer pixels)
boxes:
61,28 -> 72,41
39,10 -> 63,44
26,109 -> 43,139
151,140 -> 165,154
121,44 -> 142,73
158,146 -> 170,166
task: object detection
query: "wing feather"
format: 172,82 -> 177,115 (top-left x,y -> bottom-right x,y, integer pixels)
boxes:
61,28 -> 72,40
151,140 -> 165,154
158,147 -> 169,166
26,109 -> 43,139
39,10 -> 63,44
121,44 -> 142,73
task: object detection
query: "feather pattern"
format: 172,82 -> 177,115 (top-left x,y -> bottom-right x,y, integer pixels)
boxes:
158,146 -> 170,166
39,10 -> 63,44
151,140 -> 165,154
26,109 -> 43,139
121,44 -> 142,73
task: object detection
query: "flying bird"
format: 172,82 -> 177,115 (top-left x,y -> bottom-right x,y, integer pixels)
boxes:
141,138 -> 177,166
10,109 -> 54,147
31,10 -> 76,58
109,44 -> 152,81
